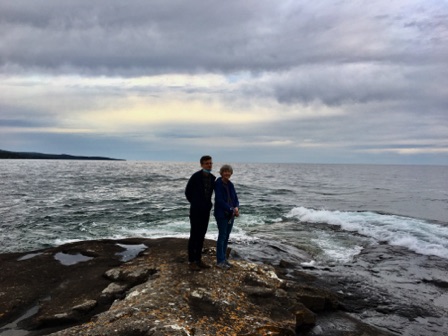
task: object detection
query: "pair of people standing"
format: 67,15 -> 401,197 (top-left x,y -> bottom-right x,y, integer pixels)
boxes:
185,155 -> 239,271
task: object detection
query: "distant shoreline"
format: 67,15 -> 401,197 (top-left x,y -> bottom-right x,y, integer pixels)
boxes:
0,149 -> 125,161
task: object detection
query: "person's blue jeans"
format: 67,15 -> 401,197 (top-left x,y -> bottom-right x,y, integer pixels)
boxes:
216,216 -> 234,264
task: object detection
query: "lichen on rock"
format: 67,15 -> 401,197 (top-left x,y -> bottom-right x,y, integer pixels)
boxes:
0,238 -> 394,336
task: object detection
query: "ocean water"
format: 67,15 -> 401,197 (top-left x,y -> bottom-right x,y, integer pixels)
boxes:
1,160 -> 447,264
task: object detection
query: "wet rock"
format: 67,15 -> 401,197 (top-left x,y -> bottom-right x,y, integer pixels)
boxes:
289,243 -> 448,336
422,277 -> 448,288
279,259 -> 296,268
296,291 -> 338,312
0,238 -> 396,336
295,303 -> 317,328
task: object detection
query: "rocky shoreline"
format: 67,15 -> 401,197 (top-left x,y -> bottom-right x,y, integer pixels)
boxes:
0,238 -> 403,335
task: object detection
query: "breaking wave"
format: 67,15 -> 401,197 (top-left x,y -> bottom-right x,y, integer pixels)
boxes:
286,206 -> 448,259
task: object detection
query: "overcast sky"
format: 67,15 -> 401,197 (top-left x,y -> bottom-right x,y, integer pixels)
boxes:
1,0 -> 447,164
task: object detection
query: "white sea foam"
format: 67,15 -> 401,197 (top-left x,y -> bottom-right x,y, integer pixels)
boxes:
54,238 -> 84,245
301,260 -> 316,267
118,227 -> 191,239
310,231 -> 364,263
236,213 -> 276,227
287,206 -> 448,259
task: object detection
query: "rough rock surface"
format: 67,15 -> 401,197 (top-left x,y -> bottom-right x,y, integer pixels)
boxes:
0,238 -> 393,336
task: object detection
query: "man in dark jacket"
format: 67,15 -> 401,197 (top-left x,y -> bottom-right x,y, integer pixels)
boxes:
185,155 -> 216,271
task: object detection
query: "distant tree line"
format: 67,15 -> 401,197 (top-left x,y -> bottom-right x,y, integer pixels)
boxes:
0,149 -> 124,161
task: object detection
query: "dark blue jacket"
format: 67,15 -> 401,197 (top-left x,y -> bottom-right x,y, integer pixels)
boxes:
214,177 -> 239,219
185,170 -> 216,211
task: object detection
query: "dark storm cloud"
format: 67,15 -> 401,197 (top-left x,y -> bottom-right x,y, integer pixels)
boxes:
2,0 -> 447,112
0,0 -> 276,74
268,64 -> 448,106
2,0 -> 445,76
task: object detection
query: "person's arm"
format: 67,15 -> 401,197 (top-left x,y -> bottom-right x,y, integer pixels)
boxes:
185,173 -> 196,203
231,183 -> 240,216
232,184 -> 239,208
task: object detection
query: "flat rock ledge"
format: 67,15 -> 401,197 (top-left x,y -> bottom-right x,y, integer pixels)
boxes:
0,238 -> 392,336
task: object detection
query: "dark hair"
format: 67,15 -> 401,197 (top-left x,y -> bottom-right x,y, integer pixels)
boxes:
200,155 -> 212,164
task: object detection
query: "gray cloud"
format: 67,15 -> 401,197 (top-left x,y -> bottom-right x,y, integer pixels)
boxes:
0,0 -> 447,164
2,0 -> 445,75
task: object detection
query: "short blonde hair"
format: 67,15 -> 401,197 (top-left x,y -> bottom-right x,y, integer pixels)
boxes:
219,164 -> 233,175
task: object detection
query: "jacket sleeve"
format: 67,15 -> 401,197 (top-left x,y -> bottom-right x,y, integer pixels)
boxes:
185,173 -> 195,203
232,183 -> 239,208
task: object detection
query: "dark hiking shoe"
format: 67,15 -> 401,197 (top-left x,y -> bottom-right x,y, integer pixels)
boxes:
196,261 -> 211,269
189,262 -> 201,271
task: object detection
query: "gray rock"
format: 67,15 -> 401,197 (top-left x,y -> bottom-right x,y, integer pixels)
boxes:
295,304 -> 317,328
243,286 -> 275,297
187,288 -> 220,316
104,267 -> 156,284
72,300 -> 97,312
101,283 -> 128,298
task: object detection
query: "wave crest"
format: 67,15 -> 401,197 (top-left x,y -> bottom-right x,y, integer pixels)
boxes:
286,207 -> 448,259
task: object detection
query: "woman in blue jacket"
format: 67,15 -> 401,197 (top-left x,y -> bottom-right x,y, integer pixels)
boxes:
214,164 -> 239,269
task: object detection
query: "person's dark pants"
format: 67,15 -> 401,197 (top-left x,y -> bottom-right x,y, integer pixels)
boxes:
188,209 -> 210,263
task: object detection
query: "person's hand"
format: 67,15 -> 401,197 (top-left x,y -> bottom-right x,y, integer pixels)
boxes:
234,207 -> 239,217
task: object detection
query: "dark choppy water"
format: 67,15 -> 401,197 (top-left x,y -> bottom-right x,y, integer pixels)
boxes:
1,160 -> 447,261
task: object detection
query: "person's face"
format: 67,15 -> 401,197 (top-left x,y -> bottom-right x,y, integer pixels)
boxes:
221,170 -> 232,180
201,159 -> 213,171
